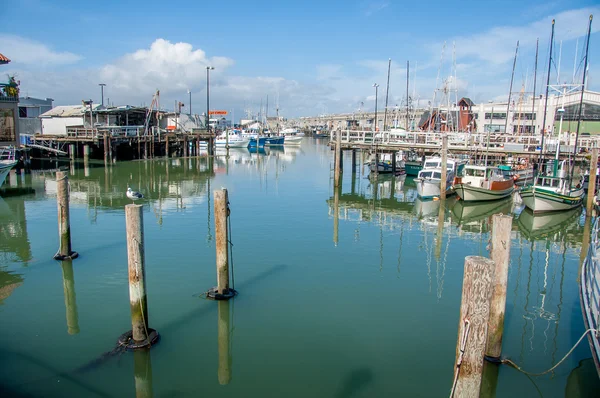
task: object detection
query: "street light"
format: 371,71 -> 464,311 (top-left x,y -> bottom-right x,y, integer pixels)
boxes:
99,83 -> 106,107
187,89 -> 192,116
206,66 -> 215,134
373,83 -> 379,132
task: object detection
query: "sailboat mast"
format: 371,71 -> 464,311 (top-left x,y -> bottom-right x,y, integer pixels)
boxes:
406,60 -> 410,131
569,14 -> 593,188
531,39 -> 539,136
383,58 -> 391,131
505,41 -> 519,135
539,20 -> 555,164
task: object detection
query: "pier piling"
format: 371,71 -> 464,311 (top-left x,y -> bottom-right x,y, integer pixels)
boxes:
103,134 -> 109,164
83,144 -> 90,163
208,188 -> 235,299
351,150 -> 356,173
121,204 -> 159,348
69,144 -> 76,161
586,147 -> 598,216
54,172 -> 78,260
451,256 -> 495,398
486,214 -> 512,359
165,135 -> 170,158
334,131 -> 342,187
392,151 -> 397,174
440,134 -> 448,199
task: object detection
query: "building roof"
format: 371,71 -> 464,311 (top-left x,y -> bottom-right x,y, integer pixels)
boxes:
40,104 -> 102,117
458,97 -> 475,107
0,53 -> 10,64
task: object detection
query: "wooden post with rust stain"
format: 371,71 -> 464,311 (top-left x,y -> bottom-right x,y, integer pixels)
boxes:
126,204 -> 149,342
61,260 -> 79,335
486,214 -> 512,359
451,256 -> 495,398
217,300 -> 233,385
334,131 -> 342,188
586,147 -> 598,216
54,172 -> 78,260
214,189 -> 230,295
440,134 -> 448,199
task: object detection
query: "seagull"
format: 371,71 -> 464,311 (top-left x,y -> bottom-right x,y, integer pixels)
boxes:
127,187 -> 143,203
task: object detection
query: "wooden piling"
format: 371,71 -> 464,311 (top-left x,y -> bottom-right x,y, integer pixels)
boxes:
165,135 -> 170,158
486,214 -> 512,359
60,260 -> 79,335
351,149 -> 356,173
103,134 -> 109,164
183,135 -> 188,157
334,131 -> 342,188
586,147 -> 598,216
217,300 -> 233,385
214,189 -> 230,295
126,204 -> 149,342
440,134 -> 448,199
83,144 -> 90,163
392,151 -> 397,174
373,152 -> 379,178
54,172 -> 78,260
451,256 -> 495,398
69,144 -> 76,161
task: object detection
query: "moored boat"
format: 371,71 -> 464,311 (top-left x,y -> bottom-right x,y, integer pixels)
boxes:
498,164 -> 535,186
369,151 -> 406,174
453,165 -> 515,202
415,168 -> 455,199
0,147 -> 18,188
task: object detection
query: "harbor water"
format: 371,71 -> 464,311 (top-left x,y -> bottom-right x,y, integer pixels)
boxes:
0,139 -> 598,397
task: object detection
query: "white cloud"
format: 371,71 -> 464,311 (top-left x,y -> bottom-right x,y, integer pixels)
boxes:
0,34 -> 82,66
364,1 -> 390,17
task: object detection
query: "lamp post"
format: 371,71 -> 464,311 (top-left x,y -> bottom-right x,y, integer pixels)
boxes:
373,84 -> 379,132
99,83 -> 106,107
187,89 -> 192,116
206,66 -> 215,134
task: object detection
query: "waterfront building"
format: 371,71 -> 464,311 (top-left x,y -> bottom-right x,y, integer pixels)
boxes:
0,52 -> 19,146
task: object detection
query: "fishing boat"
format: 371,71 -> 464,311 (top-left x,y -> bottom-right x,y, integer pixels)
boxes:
404,151 -> 424,176
519,160 -> 584,213
498,164 -> 535,186
264,136 -> 285,146
0,147 -> 18,187
453,165 -> 515,202
200,131 -> 250,148
283,136 -> 303,146
414,168 -> 455,199
248,137 -> 267,148
369,152 -> 406,174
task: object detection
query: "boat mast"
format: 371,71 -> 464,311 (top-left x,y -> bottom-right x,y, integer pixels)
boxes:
406,60 -> 410,131
569,14 -> 593,189
539,20 -> 555,164
531,39 -> 539,136
383,58 -> 391,131
505,41 -> 519,135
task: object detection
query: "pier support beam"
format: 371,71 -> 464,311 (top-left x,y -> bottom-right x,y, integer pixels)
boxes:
165,135 -> 170,158
54,172 -> 78,260
451,256 -> 495,398
351,150 -> 356,173
334,131 -> 342,188
103,134 -> 109,164
183,135 -> 188,157
392,151 -> 397,174
208,188 -> 236,300
83,144 -> 90,163
586,147 -> 598,217
486,214 -> 512,359
440,134 -> 448,199
120,204 -> 159,348
69,144 -> 76,161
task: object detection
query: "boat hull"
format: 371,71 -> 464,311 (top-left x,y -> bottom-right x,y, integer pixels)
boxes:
248,137 -> 267,148
415,178 -> 454,199
405,162 -> 422,176
283,136 -> 302,146
454,183 -> 515,202
0,161 -> 18,187
519,187 -> 584,213
265,137 -> 284,146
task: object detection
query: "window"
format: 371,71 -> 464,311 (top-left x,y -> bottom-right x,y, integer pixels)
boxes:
484,124 -> 506,133
484,112 -> 507,119
513,125 -> 536,134
0,109 -> 16,141
19,107 -> 27,118
513,112 -> 536,120
420,171 -> 433,178
424,161 -> 439,168
433,172 -> 441,179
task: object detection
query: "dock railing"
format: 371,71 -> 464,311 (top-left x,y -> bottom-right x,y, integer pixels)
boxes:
581,216 -> 600,373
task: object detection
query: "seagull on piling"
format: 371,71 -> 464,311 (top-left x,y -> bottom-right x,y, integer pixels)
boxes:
127,187 -> 143,203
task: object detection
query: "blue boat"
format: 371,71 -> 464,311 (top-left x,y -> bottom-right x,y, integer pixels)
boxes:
265,136 -> 284,146
248,137 -> 267,148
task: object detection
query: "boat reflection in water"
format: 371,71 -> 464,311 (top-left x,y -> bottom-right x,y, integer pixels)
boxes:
517,207 -> 582,239
451,196 -> 513,232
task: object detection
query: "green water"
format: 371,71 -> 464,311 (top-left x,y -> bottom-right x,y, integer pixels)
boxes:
0,139 -> 598,397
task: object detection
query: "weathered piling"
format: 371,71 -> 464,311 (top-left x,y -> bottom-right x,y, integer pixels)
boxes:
373,152 -> 379,178
450,256 -> 495,398
54,172 -> 78,260
120,204 -> 159,348
392,151 -> 397,174
217,300 -> 233,385
69,144 -> 76,161
83,144 -> 90,163
351,150 -> 357,173
103,134 -> 109,164
486,214 -> 512,359
165,135 -> 170,158
586,147 -> 598,216
440,134 -> 448,199
207,188 -> 235,300
61,260 -> 79,335
183,135 -> 189,157
133,348 -> 154,398
334,131 -> 342,187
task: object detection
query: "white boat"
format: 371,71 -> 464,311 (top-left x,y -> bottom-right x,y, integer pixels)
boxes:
283,136 -> 303,146
280,128 -> 304,137
369,151 -> 406,174
519,160 -> 584,213
0,147 -> 18,187
453,165 -> 515,202
200,131 -> 250,148
415,168 -> 455,199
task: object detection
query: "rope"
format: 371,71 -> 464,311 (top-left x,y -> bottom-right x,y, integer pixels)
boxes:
499,328 -> 598,376
227,199 -> 235,291
450,318 -> 471,398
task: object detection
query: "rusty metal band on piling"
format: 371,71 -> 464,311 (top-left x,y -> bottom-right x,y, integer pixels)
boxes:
486,214 -> 512,359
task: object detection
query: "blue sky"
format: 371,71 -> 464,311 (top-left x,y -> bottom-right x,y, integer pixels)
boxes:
1,0 -> 598,118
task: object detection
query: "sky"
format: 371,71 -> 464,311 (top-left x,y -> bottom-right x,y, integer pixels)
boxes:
1,0 -> 599,119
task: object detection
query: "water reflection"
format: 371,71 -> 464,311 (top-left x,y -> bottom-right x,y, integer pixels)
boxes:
133,348 -> 153,398
217,300 -> 233,385
61,260 -> 79,335
0,196 -> 32,265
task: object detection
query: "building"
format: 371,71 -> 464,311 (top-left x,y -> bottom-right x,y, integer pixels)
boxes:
0,52 -> 19,146
18,97 -> 54,138
39,104 -> 103,135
